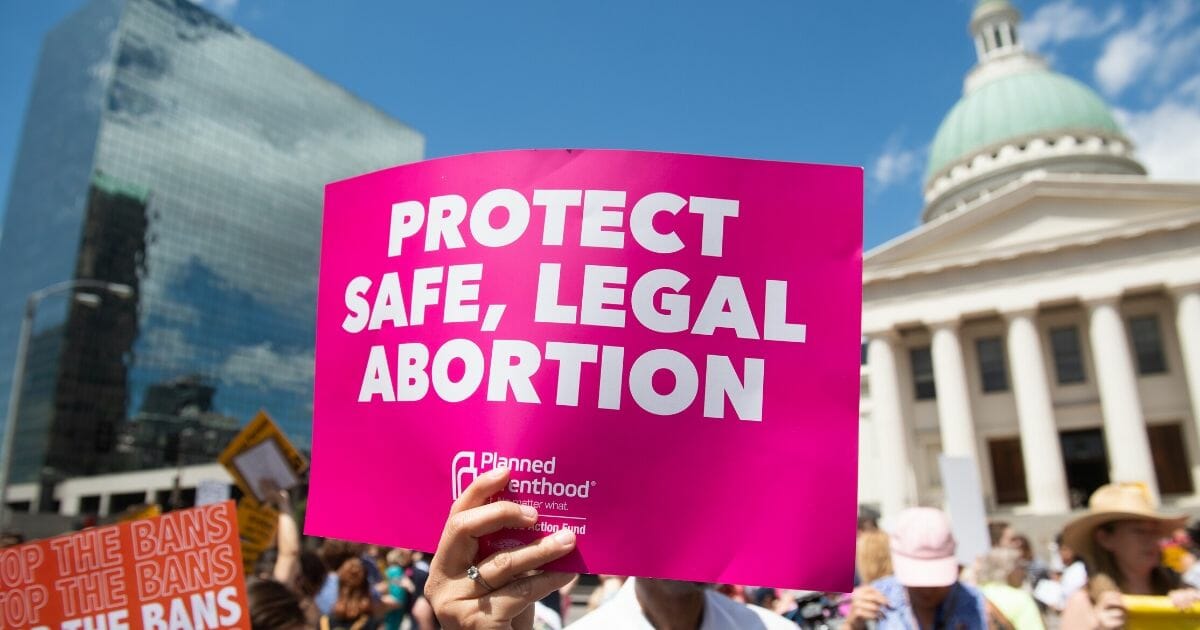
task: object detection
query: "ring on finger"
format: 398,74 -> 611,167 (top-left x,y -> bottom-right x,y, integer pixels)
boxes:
467,565 -> 496,591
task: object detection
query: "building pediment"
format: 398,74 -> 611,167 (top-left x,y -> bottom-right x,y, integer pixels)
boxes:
865,173 -> 1200,284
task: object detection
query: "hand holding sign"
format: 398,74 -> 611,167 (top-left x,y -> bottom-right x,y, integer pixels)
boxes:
258,478 -> 290,512
218,411 -> 308,504
425,467 -> 577,630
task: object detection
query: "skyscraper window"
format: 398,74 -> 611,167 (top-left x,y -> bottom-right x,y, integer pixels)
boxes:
0,0 -> 423,483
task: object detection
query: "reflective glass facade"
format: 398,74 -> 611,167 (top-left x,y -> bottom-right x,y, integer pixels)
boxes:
0,0 -> 423,485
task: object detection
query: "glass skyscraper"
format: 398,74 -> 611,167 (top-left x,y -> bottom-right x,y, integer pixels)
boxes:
0,0 -> 423,488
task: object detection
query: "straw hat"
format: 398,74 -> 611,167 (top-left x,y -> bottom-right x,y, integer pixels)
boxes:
1061,483 -> 1187,565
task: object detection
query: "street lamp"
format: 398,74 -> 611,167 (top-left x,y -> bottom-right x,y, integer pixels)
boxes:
169,426 -> 197,511
0,279 -> 135,526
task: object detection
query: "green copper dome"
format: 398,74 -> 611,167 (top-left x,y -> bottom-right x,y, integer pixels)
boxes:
925,70 -> 1124,182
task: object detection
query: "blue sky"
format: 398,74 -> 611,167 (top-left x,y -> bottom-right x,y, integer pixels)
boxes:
1,0 -> 1198,250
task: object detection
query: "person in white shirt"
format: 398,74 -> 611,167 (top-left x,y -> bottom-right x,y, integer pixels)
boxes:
1055,534 -> 1088,607
422,467 -> 794,629
568,577 -> 795,629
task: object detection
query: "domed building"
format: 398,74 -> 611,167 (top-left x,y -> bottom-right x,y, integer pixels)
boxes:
923,0 -> 1145,222
858,0 -> 1200,527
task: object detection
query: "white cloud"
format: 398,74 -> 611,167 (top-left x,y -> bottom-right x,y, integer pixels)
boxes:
1021,1 -> 1123,52
1095,0 -> 1197,96
220,343 -> 313,393
1157,28 -> 1200,86
1116,76 -> 1200,180
871,136 -> 922,190
1095,30 -> 1156,95
1179,74 -> 1200,102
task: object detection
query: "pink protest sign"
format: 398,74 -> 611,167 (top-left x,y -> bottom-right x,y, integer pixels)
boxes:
306,149 -> 862,591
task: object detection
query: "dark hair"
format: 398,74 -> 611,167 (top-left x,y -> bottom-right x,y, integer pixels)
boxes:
988,521 -> 1011,546
247,579 -> 305,630
1011,534 -> 1034,560
857,507 -> 880,532
334,558 -> 372,620
319,539 -> 363,572
254,548 -> 279,578
298,550 -> 327,597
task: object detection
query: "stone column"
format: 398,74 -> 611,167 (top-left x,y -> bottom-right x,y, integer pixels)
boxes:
1085,295 -> 1159,502
928,319 -> 983,473
1171,283 -> 1200,490
867,331 -> 915,519
1004,308 -> 1071,513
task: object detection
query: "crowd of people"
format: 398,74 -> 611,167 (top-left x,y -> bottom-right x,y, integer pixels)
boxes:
239,484 -> 441,630
5,470 -> 1200,629
414,468 -> 1200,629
843,482 -> 1200,629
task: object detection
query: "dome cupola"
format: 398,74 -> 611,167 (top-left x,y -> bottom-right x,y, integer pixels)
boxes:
922,0 -> 1145,222
971,0 -> 1022,60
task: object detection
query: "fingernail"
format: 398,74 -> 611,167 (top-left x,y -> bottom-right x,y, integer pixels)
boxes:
486,467 -> 507,480
553,528 -> 576,546
520,504 -> 537,518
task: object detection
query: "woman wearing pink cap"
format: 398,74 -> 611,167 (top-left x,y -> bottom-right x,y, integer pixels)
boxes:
846,507 -> 990,630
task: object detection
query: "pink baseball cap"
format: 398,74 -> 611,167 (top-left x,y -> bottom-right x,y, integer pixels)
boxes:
888,507 -> 959,587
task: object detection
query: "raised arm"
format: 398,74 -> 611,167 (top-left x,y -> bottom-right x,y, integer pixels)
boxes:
263,481 -> 300,587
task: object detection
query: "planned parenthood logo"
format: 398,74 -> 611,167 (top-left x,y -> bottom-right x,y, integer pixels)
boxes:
451,451 -> 478,500
451,450 -> 592,500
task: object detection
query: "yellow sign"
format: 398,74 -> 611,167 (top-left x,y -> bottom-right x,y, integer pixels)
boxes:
218,410 -> 309,501
236,495 -> 280,574
1124,595 -> 1200,630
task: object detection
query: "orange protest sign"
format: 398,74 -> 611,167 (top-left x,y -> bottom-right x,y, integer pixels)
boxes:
1123,595 -> 1200,630
218,410 -> 308,502
0,501 -> 249,629
235,495 -> 279,575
